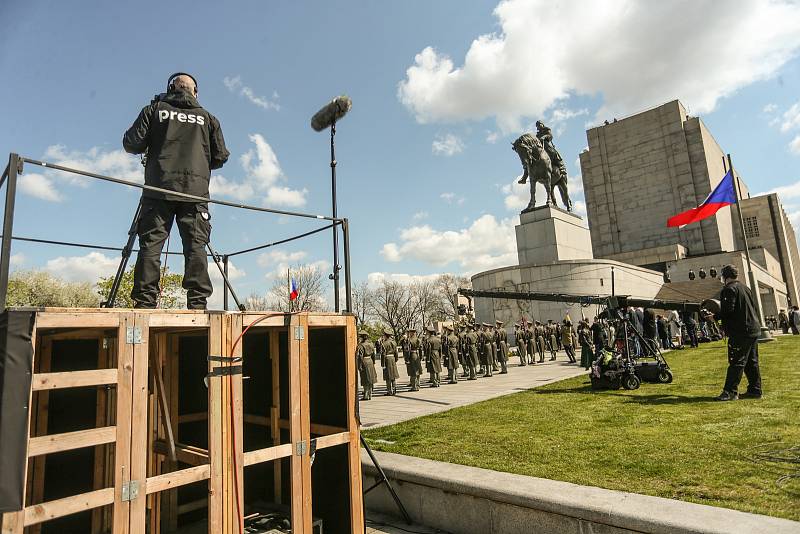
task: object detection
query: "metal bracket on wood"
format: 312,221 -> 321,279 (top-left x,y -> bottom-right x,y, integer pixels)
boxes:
295,440 -> 307,456
294,325 -> 304,340
205,365 -> 243,378
121,480 -> 139,502
126,326 -> 143,344
207,355 -> 242,363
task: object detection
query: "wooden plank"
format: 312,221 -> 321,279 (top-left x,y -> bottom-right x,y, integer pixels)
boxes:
244,414 -> 346,436
269,329 -> 282,504
298,314 -> 313,532
149,337 -> 176,462
92,336 -> 111,534
178,412 -> 208,424
35,312 -> 120,329
243,443 -> 293,467
288,315 -> 304,532
240,314 -> 292,328
313,431 -> 351,450
113,313 -> 134,534
177,497 -> 208,515
145,464 -> 211,495
153,440 -> 209,466
147,313 -> 210,328
207,313 -> 224,534
28,426 -> 116,457
28,334 -> 51,534
23,488 -> 115,527
230,313 -> 245,534
307,315 -> 348,327
166,333 -> 180,532
127,313 -> 150,534
32,368 -> 117,391
344,314 -> 365,532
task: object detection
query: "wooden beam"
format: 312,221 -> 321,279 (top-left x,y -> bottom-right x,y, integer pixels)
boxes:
112,313 -> 134,534
313,431 -> 351,450
176,497 -> 208,516
35,312 -> 119,329
32,369 -> 117,391
29,335 -> 51,534
23,488 -> 115,527
147,314 -> 210,328
307,315 -> 349,327
243,443 -> 293,467
298,314 -> 312,532
28,426 -> 116,457
344,313 -> 365,532
145,464 -> 211,495
127,313 -> 150,534
288,315 -> 304,531
207,313 -> 224,533
152,440 -> 209,466
178,412 -> 208,424
269,328 -> 282,504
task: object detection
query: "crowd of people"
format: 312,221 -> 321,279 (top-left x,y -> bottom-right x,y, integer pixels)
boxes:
357,265 -> 794,401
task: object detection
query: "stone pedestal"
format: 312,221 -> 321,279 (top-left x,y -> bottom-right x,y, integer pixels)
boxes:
515,206 -> 593,265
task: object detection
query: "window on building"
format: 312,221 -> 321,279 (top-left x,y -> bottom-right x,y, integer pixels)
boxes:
744,216 -> 759,238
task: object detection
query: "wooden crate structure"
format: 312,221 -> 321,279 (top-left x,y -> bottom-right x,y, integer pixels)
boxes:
0,309 -> 363,534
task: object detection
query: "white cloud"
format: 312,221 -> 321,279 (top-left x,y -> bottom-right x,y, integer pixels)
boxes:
779,102 -> 800,133
257,249 -> 308,268
432,133 -> 465,156
380,214 -> 518,275
18,145 -> 141,202
763,103 -> 778,114
18,173 -> 62,202
213,133 -> 307,207
10,253 -> 25,267
207,258 -> 245,282
398,0 -> 800,132
366,272 -> 442,287
223,76 -> 280,111
486,131 -> 500,144
412,211 -> 429,221
791,135 -> 800,155
765,180 -> 800,200
45,252 -> 118,283
440,192 -> 465,205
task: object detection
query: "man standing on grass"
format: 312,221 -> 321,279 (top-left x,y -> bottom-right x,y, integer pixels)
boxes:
790,305 -> 800,335
715,265 -> 762,401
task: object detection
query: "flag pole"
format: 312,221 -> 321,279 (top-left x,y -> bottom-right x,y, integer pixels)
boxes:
725,154 -> 772,342
287,267 -> 292,313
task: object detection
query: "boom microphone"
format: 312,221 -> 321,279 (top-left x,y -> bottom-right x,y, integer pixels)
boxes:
310,95 -> 352,131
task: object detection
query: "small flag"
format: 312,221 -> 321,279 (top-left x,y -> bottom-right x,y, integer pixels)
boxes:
289,277 -> 299,301
667,170 -> 737,228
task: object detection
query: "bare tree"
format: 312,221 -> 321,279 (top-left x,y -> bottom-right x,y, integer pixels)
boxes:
262,264 -> 328,312
435,274 -> 471,322
370,279 -> 415,341
410,279 -> 444,330
244,292 -> 270,311
351,280 -> 374,326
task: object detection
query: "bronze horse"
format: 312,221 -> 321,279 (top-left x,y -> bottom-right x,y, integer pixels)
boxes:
512,133 -> 572,212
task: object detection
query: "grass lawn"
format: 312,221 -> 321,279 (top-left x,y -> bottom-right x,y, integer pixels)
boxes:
364,336 -> 800,521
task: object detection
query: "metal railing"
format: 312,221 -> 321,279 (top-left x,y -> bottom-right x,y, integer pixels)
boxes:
0,153 -> 353,312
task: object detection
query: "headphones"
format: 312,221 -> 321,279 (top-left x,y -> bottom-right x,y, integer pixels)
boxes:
166,72 -> 198,95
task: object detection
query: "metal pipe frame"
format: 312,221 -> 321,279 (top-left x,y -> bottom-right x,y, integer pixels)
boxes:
459,288 -> 702,312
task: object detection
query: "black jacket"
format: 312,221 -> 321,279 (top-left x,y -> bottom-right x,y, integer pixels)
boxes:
642,308 -> 657,339
719,280 -> 761,339
123,91 -> 229,201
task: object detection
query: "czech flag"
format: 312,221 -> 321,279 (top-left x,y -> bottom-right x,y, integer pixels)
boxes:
289,277 -> 299,301
667,170 -> 737,228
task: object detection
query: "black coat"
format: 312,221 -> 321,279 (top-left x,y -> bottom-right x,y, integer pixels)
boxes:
123,91 -> 229,201
719,280 -> 761,339
642,308 -> 657,339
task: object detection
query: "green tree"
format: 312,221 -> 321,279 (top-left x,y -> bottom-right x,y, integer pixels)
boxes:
97,267 -> 185,308
6,270 -> 101,307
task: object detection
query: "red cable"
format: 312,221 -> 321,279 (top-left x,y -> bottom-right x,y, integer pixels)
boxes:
227,312 -> 297,533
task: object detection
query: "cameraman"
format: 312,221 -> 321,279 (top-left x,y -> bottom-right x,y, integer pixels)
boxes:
715,265 -> 762,401
123,73 -> 229,309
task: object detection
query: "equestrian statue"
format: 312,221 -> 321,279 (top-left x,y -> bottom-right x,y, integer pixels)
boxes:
512,120 -> 573,213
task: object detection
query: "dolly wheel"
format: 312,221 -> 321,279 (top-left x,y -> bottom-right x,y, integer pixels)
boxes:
658,369 -> 673,384
623,374 -> 641,390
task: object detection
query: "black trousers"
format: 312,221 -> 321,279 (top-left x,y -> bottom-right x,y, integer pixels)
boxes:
723,336 -> 762,395
131,198 -> 213,309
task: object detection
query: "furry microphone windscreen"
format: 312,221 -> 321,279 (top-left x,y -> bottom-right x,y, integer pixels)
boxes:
311,95 -> 352,131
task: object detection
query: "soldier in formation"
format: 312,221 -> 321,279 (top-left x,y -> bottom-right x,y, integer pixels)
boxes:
561,319 -> 577,363
402,327 -> 423,391
494,320 -> 509,374
379,328 -> 399,395
465,323 -> 479,380
547,320 -> 559,360
514,323 -> 528,366
443,324 -> 460,383
535,322 -> 547,363
426,326 -> 443,387
356,330 -> 377,400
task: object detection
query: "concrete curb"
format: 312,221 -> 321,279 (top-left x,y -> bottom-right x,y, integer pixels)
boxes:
361,450 -> 800,534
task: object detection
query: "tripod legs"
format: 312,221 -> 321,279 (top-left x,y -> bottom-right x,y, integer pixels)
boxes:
361,435 -> 412,525
207,242 -> 245,311
102,200 -> 142,308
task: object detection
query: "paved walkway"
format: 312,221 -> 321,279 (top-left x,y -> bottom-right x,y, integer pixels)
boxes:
358,351 -> 586,428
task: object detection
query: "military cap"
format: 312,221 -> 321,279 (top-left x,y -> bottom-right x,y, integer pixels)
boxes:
383,328 -> 393,336
482,322 -> 491,327
358,330 -> 368,337
495,320 -> 503,325
444,324 -> 453,331
426,325 -> 435,333
407,327 -> 417,332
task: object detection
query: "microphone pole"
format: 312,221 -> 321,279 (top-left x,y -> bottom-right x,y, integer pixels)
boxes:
330,120 -> 340,312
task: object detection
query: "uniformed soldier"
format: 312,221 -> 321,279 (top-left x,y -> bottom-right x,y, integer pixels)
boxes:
535,322 -> 547,363
526,323 -> 536,364
356,331 -> 377,400
380,328 -> 399,395
547,320 -> 558,360
426,326 -> 443,387
515,323 -> 527,366
465,323 -> 479,380
459,323 -> 470,378
561,320 -> 577,363
403,328 -> 423,391
422,327 -> 433,385
444,325 -> 460,384
481,323 -> 494,377
495,320 -> 509,374
123,73 -> 229,309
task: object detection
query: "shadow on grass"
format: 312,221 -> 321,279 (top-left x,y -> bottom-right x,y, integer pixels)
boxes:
534,383 -> 595,395
623,394 -> 716,405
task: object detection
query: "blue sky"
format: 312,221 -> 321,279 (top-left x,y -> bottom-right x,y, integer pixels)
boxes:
2,0 -> 800,308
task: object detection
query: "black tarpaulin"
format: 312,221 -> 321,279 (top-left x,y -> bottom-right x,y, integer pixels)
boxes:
0,310 -> 35,512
